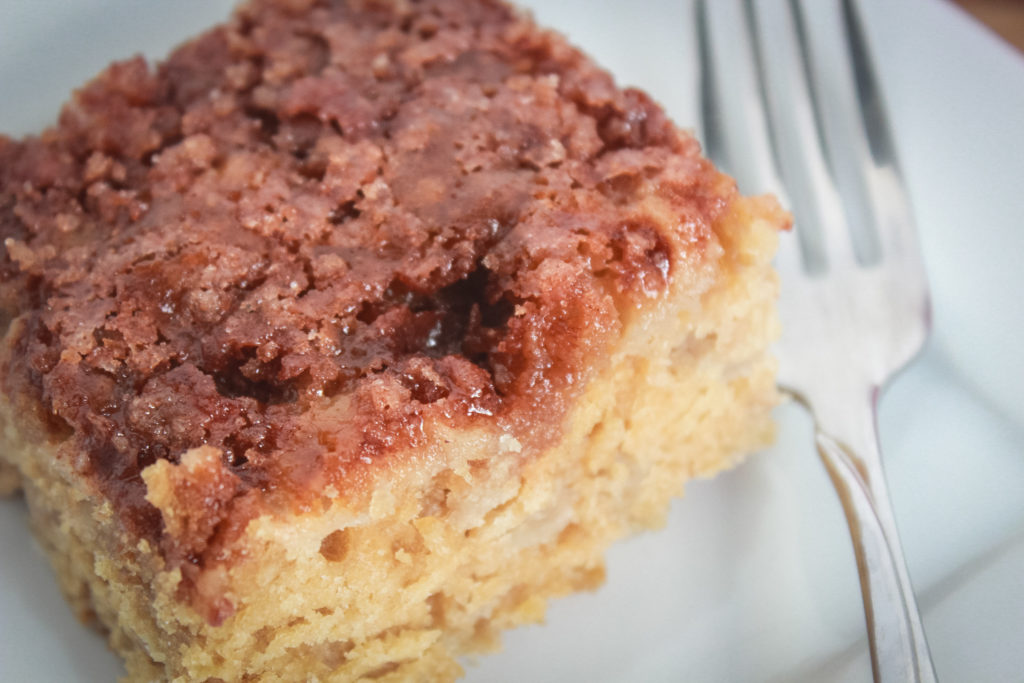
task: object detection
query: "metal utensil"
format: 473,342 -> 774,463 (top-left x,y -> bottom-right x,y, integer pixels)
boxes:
695,1 -> 938,680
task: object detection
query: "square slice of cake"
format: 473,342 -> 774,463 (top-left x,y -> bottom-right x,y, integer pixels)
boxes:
0,0 -> 787,680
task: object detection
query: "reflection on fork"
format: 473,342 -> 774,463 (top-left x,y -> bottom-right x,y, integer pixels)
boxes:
694,1 -> 938,681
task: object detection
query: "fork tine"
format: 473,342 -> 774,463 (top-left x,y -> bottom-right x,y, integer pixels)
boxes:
840,0 -> 924,275
745,0 -> 856,274
696,0 -> 780,195
695,0 -> 802,278
793,0 -> 884,268
695,0 -> 725,175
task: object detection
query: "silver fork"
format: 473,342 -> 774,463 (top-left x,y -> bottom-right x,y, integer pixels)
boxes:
695,0 -> 938,680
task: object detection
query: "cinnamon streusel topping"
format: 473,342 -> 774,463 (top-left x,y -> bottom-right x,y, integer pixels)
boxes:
0,0 -> 729,590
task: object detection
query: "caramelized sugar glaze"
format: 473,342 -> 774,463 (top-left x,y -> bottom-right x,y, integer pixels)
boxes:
0,0 -> 731,596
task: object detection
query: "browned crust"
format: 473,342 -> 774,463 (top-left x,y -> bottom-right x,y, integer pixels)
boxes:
0,0 -> 739,621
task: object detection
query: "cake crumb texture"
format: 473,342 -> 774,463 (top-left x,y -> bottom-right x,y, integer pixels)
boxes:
0,0 -> 786,680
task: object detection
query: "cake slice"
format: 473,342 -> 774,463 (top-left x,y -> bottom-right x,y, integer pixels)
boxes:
0,0 -> 787,680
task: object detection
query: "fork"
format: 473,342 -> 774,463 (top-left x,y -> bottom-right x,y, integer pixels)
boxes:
695,0 -> 938,680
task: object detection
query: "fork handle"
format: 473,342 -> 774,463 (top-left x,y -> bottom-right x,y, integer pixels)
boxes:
815,399 -> 938,683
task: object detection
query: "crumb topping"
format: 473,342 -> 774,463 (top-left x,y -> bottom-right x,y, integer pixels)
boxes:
0,0 -> 730,588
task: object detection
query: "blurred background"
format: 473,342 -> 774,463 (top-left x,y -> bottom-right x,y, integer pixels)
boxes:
956,0 -> 1024,51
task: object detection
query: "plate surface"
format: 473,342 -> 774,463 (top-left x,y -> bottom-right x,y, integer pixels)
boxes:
2,1 -> 1023,680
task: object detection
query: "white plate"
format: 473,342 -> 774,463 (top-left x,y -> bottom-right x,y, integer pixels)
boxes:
2,1 -> 1023,680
